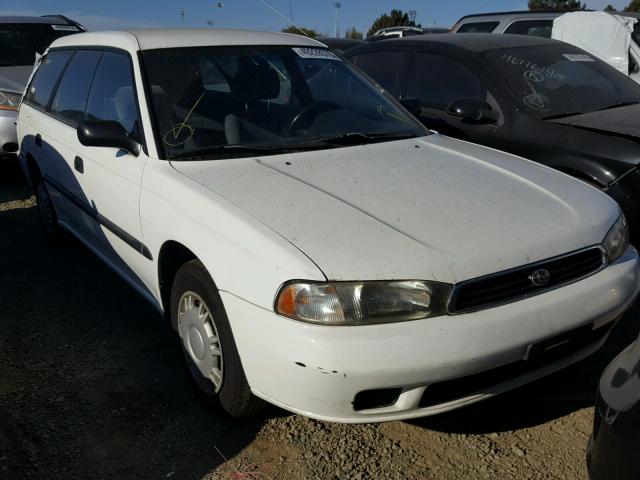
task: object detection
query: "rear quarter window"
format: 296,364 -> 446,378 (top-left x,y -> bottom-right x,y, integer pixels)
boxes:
456,22 -> 499,33
24,50 -> 73,108
504,20 -> 553,38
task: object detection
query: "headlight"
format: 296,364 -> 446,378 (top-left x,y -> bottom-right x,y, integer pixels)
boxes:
0,90 -> 22,111
275,280 -> 451,325
603,214 -> 629,263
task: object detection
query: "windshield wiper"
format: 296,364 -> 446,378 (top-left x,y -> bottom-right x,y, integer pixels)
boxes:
170,144 -> 277,160
169,142 -> 331,160
308,131 -> 419,147
542,111 -> 586,121
544,101 -> 640,121
595,101 -> 640,112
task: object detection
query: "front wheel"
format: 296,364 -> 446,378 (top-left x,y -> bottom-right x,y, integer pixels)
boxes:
170,259 -> 264,417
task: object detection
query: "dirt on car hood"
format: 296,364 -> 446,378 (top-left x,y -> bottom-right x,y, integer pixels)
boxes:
171,134 -> 619,284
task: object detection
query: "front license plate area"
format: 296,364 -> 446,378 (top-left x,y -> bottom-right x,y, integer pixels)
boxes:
526,323 -> 594,361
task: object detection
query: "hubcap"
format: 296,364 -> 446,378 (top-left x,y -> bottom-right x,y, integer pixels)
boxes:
177,291 -> 224,392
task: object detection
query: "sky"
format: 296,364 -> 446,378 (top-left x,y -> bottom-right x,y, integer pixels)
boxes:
0,0 -> 632,35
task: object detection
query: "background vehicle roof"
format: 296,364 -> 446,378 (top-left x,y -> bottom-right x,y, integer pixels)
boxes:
456,10 -> 569,21
50,28 -> 324,52
0,16 -> 70,24
346,33 -> 560,54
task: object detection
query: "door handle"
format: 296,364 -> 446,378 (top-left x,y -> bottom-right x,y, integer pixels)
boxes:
74,156 -> 84,174
35,133 -> 41,147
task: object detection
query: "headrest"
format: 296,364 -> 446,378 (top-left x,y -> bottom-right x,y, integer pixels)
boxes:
231,63 -> 280,101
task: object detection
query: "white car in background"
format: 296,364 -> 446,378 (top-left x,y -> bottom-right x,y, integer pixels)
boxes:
16,29 -> 640,423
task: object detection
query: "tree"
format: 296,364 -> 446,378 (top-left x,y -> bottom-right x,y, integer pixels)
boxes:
625,0 -> 640,11
344,26 -> 363,39
367,9 -> 421,37
604,3 -> 617,10
281,25 -> 318,38
528,0 -> 585,10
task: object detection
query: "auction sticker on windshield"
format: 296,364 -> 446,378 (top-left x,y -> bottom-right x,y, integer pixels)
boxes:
562,53 -> 595,62
51,24 -> 80,31
292,47 -> 341,61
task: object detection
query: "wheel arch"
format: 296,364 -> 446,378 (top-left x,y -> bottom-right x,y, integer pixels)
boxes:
25,152 -> 42,188
157,240 -> 200,322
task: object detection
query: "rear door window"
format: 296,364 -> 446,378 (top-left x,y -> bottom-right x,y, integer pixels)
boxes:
85,51 -> 140,138
24,50 -> 73,108
456,22 -> 499,33
352,51 -> 404,95
406,53 -> 488,110
504,20 -> 553,38
50,50 -> 102,125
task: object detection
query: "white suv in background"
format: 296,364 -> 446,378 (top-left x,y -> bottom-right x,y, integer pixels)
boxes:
16,29 -> 640,422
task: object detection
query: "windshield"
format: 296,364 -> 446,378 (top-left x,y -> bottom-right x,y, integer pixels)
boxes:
484,44 -> 640,119
141,45 -> 427,160
0,23 -> 80,67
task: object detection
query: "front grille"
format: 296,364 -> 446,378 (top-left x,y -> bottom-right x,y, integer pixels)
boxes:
449,247 -> 605,313
419,321 -> 612,408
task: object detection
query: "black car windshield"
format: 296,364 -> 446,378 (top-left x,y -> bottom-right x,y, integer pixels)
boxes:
0,23 -> 80,66
484,44 -> 640,119
141,45 -> 427,160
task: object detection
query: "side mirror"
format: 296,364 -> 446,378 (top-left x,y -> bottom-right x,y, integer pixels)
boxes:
400,97 -> 422,117
447,98 -> 498,124
77,120 -> 140,156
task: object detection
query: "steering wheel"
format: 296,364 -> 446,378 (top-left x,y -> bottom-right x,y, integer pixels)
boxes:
284,101 -> 341,136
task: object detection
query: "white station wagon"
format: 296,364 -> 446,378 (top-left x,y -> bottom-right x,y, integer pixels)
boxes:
17,29 -> 640,423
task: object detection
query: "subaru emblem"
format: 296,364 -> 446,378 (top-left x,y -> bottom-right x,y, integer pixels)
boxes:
529,268 -> 551,287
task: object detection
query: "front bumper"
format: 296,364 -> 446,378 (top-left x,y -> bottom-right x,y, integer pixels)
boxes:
0,108 -> 18,158
222,247 -> 640,423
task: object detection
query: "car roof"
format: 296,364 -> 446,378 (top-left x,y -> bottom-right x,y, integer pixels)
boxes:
345,33 -> 560,55
0,16 -> 69,25
50,28 -> 324,52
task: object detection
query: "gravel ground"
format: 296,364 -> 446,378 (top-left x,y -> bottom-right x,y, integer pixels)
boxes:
1,158 -> 638,480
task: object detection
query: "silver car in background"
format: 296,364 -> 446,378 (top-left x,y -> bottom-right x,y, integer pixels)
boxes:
0,15 -> 84,159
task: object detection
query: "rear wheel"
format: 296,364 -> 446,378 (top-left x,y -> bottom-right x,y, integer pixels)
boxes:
34,175 -> 66,244
170,259 -> 264,417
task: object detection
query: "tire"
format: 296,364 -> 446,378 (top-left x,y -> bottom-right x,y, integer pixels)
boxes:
170,259 -> 264,418
34,175 -> 66,244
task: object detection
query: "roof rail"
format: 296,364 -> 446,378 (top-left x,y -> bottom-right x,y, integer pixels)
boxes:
41,14 -> 87,31
456,9 -> 591,21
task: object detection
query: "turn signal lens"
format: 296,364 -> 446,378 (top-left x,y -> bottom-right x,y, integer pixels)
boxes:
275,280 -> 451,325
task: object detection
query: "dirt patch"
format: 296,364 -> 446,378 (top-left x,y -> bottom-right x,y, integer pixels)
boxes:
1,160 -> 638,479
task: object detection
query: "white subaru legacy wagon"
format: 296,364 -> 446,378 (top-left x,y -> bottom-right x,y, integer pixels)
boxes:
16,29 -> 640,423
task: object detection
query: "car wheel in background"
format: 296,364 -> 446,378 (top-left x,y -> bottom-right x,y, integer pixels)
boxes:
170,259 -> 264,418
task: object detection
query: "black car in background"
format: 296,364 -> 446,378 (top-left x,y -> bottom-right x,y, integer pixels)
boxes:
344,34 -> 640,238
587,334 -> 640,480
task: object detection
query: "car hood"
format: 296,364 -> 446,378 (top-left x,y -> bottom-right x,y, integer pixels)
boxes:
0,65 -> 33,93
548,104 -> 640,141
171,135 -> 618,284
